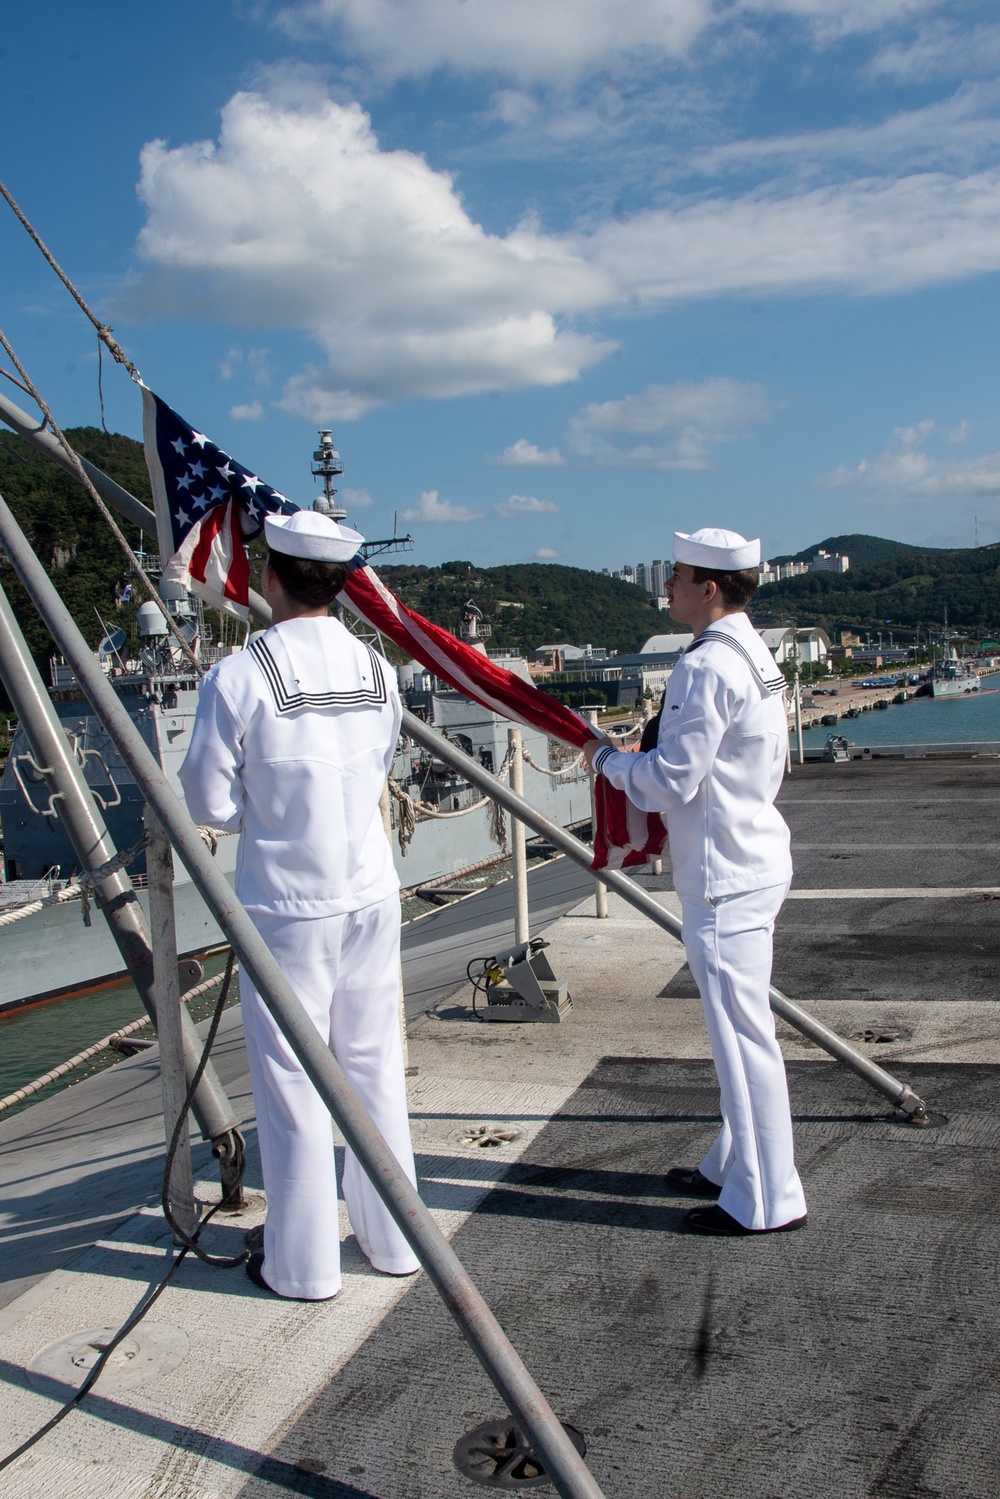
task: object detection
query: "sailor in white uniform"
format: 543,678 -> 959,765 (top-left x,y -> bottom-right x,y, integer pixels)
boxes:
584,528 -> 807,1236
180,510 -> 419,1298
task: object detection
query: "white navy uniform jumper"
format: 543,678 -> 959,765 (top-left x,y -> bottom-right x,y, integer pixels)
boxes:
180,614 -> 419,1297
594,611 -> 807,1230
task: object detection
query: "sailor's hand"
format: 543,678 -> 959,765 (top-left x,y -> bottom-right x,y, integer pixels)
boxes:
582,736 -> 610,772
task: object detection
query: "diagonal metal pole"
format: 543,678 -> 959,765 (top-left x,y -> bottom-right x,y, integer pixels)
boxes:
0,493 -> 606,1499
396,708 -> 933,1124
0,576 -> 238,1147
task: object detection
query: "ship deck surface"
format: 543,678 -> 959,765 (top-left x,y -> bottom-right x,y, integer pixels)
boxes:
0,756 -> 998,1497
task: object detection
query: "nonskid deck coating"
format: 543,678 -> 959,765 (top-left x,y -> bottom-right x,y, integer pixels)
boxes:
233,1059 -> 1000,1499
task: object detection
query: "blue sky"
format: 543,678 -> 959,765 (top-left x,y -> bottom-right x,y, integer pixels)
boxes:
3,1 -> 1000,569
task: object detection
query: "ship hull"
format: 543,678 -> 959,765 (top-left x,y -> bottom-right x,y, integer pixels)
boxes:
930,677 -> 979,697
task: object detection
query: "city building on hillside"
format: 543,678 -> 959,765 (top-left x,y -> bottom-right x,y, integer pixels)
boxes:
811,549 -> 850,573
759,550 -> 849,586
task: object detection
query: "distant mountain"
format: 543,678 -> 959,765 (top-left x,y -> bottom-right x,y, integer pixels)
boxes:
768,533 -> 948,570
754,539 -> 1000,634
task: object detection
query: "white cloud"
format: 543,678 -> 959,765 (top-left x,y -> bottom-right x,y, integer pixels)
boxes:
276,0 -> 713,84
491,438 -> 566,467
339,486 -> 374,508
536,547 -> 560,559
400,489 -> 483,523
220,346 -> 272,385
821,421 -> 1000,501
230,400 -> 264,421
566,379 -> 770,469
690,86 -> 1000,183
275,0 -> 949,84
870,20 -> 1000,83
122,90 -> 615,419
582,171 -> 1000,301
495,494 -> 560,517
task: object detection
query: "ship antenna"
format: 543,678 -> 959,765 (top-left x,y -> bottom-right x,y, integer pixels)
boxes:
311,430 -> 347,521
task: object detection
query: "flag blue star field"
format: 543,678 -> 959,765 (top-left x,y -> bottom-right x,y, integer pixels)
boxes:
141,387 -> 297,617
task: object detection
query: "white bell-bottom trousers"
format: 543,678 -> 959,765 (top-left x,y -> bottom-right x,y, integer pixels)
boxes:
680,882 -> 807,1231
240,893 -> 420,1299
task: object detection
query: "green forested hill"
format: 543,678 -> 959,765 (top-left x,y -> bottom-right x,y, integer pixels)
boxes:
769,533 -> 947,570
0,426 -> 149,686
377,560 -> 672,654
754,545 -> 1000,633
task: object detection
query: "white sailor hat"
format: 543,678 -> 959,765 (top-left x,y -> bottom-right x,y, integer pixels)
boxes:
264,510 -> 365,562
673,527 -> 760,570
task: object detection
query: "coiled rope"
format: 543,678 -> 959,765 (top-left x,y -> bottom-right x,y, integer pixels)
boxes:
388,745 -> 514,853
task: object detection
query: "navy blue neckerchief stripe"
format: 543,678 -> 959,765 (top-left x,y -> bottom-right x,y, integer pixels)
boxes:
249,636 -> 389,715
686,630 -> 787,695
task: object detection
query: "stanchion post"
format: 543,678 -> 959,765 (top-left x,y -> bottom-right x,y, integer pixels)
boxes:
581,708 -> 609,919
508,727 -> 530,945
144,807 -> 196,1238
380,781 -> 410,1074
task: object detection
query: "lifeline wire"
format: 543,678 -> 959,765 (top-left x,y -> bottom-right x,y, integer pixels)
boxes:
0,946 -> 243,1474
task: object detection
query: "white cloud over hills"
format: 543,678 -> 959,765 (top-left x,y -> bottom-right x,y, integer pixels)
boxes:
821,421 -> 1000,501
495,494 -> 559,517
491,439 -> 566,467
401,490 -> 483,523
567,380 -> 770,469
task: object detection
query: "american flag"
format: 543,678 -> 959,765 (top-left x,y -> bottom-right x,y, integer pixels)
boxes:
140,386 -> 665,870
142,387 -> 297,618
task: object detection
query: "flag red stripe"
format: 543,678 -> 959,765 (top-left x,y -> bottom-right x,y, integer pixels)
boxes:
341,565 -> 666,870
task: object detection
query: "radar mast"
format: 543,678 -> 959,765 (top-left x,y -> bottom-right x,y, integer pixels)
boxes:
311,430 -> 347,521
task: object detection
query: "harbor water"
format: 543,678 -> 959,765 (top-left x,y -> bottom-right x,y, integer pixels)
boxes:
801,670 -> 1000,747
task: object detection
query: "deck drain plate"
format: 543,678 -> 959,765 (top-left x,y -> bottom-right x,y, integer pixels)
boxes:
454,1417 -> 586,1488
27,1324 -> 189,1398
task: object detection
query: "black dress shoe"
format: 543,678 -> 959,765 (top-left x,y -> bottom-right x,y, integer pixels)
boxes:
664,1167 -> 722,1199
245,1249 -> 339,1301
683,1204 -> 807,1237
